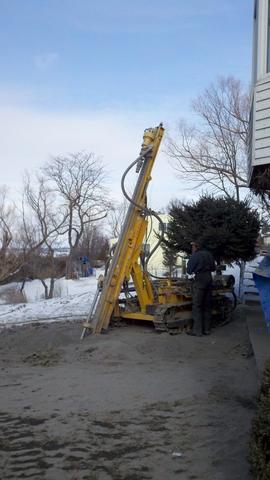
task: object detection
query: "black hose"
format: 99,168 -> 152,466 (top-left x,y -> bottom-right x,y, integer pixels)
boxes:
120,146 -> 152,209
120,149 -> 170,281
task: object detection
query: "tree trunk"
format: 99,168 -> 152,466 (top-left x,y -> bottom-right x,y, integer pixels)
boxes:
66,253 -> 75,279
66,244 -> 80,279
238,261 -> 246,300
48,278 -> 55,299
40,279 -> 49,299
20,279 -> 26,292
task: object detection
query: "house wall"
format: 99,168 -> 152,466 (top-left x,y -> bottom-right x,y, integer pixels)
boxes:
251,79 -> 270,169
144,213 -> 168,274
249,0 -> 270,182
110,213 -> 183,275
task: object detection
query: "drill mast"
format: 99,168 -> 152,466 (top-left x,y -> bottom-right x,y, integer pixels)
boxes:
89,124 -> 164,334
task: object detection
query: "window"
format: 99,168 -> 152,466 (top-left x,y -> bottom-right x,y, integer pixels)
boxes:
252,0 -> 258,82
267,0 -> 270,72
142,243 -> 150,256
158,222 -> 168,232
254,0 -> 257,19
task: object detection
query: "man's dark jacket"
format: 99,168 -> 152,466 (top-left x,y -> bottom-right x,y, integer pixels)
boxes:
187,249 -> 216,276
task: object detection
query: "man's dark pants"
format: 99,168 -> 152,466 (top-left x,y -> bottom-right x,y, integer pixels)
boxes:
191,272 -> 213,335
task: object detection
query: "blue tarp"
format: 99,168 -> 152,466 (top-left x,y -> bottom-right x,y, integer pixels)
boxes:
253,255 -> 270,333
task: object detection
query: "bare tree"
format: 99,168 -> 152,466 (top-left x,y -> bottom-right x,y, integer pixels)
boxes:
0,183 -> 62,286
44,152 -> 109,278
79,223 -> 109,265
166,77 -> 250,201
23,174 -> 68,298
0,186 -> 23,283
107,199 -> 129,238
0,186 -> 14,258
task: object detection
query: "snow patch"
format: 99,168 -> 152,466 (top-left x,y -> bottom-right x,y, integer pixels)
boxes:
0,274 -> 102,327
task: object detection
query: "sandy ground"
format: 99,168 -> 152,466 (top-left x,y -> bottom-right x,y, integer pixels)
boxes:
0,309 -> 258,480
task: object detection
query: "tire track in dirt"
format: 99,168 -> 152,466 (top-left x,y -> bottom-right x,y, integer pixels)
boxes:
0,392 -> 255,480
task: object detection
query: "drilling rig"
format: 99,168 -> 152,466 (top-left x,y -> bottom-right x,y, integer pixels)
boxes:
81,124 -> 235,338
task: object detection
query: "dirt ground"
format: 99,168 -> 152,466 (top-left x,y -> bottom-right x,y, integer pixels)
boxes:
0,309 -> 258,480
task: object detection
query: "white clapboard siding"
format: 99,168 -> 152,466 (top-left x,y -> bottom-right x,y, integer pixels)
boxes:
255,127 -> 270,139
256,117 -> 270,129
251,78 -> 270,167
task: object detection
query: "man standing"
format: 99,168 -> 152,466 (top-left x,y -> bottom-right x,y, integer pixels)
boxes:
187,241 -> 216,336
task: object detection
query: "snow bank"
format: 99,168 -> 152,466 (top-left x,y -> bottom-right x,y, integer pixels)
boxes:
0,276 -> 100,327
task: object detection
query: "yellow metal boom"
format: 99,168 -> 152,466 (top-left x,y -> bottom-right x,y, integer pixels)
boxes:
90,124 -> 164,333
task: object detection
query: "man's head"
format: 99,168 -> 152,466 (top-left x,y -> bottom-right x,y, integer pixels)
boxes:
191,240 -> 201,253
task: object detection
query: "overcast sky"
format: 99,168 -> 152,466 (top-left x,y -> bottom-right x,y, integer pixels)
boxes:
0,0 -> 253,209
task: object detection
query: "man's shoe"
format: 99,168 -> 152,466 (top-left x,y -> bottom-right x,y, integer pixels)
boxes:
186,331 -> 202,337
203,331 -> 211,336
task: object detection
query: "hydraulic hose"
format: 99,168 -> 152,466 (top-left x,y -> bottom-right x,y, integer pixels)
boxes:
120,145 -> 152,209
120,149 -> 169,280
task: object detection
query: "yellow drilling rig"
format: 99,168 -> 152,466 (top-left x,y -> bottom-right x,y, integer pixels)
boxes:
81,124 -> 236,338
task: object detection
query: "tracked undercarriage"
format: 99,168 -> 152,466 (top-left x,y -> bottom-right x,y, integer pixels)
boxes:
106,274 -> 237,335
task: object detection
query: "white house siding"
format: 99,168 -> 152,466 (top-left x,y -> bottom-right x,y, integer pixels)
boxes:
252,79 -> 270,168
249,0 -> 270,182
109,213 -> 182,275
145,214 -> 167,274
